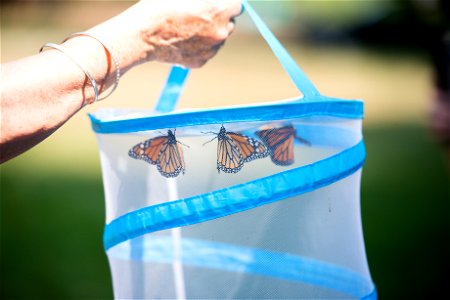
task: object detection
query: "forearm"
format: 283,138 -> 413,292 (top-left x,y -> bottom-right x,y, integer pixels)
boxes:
0,0 -> 240,163
1,50 -> 92,162
0,13 -> 141,162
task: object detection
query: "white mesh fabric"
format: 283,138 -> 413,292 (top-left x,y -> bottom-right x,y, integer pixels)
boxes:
95,112 -> 373,299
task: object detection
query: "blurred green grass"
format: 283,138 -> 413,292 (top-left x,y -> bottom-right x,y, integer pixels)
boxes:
1,123 -> 448,299
361,124 -> 449,299
1,170 -> 112,298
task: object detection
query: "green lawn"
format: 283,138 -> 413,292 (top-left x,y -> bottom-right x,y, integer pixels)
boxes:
1,122 -> 448,299
1,166 -> 112,298
361,124 -> 449,299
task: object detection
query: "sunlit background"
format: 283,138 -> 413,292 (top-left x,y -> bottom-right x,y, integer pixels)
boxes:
1,0 -> 449,299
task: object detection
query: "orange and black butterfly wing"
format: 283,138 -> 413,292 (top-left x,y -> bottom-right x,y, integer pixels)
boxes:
270,134 -> 295,165
217,135 -> 244,173
227,132 -> 269,163
256,126 -> 295,166
157,142 -> 186,178
128,136 -> 167,165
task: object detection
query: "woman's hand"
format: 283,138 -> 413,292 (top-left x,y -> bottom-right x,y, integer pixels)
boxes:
134,0 -> 241,67
87,0 -> 242,69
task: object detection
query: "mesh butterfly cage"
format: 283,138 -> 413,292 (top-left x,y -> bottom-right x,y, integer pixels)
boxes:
89,2 -> 377,299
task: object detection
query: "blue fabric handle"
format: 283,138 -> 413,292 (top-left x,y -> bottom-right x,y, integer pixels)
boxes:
242,0 -> 320,98
154,1 -> 320,112
155,66 -> 190,113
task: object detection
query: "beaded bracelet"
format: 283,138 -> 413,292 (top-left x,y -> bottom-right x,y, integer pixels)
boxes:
39,42 -> 99,104
62,32 -> 120,101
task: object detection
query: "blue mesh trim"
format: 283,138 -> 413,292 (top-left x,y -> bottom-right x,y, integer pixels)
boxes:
361,287 -> 378,300
108,236 -> 376,300
89,100 -> 363,134
103,140 -> 365,251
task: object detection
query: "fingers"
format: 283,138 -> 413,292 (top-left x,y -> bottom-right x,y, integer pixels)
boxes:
180,43 -> 223,68
141,0 -> 242,68
187,2 -> 240,68
224,1 -> 241,37
212,41 -> 225,52
228,18 -> 236,33
222,0 -> 243,18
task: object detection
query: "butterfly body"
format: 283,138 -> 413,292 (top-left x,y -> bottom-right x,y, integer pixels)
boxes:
213,125 -> 269,173
128,130 -> 186,178
256,124 -> 310,166
216,126 -> 244,173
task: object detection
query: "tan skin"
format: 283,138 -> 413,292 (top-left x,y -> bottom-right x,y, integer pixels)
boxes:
0,0 -> 241,163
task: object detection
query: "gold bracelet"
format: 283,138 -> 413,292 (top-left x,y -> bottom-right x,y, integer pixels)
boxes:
62,32 -> 120,101
39,42 -> 99,104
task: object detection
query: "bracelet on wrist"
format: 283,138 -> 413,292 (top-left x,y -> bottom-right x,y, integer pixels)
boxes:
62,32 -> 121,101
39,42 -> 99,105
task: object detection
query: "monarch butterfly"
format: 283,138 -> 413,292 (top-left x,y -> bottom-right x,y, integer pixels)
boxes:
128,129 -> 186,178
256,124 -> 310,166
204,125 -> 269,173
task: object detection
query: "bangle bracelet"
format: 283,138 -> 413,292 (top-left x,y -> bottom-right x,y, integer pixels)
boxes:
39,42 -> 99,104
62,32 -> 120,101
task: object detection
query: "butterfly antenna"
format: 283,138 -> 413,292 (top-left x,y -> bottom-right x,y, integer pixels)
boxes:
200,131 -> 217,135
295,135 -> 311,146
203,135 -> 218,146
177,140 -> 190,148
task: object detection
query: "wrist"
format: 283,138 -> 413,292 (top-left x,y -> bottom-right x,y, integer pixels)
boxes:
82,28 -> 145,74
84,4 -> 158,71
59,21 -> 149,102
